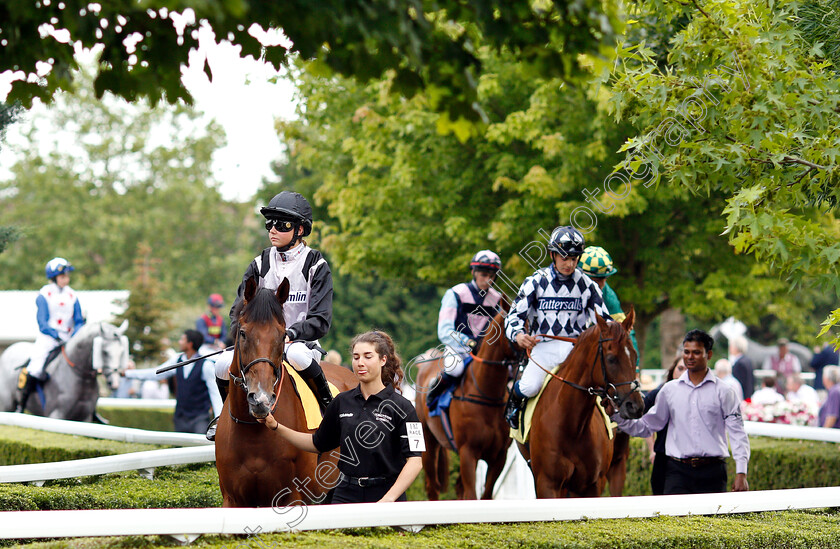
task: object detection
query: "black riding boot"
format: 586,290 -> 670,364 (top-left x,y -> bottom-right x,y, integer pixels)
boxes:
300,360 -> 333,414
505,392 -> 528,430
425,372 -> 458,409
15,374 -> 39,414
206,377 -> 229,441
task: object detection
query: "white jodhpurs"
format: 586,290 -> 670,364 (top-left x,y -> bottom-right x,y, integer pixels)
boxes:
27,334 -> 64,379
440,345 -> 468,378
516,338 -> 574,398
213,341 -> 321,380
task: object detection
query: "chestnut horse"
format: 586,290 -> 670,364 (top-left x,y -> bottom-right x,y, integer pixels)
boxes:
215,276 -> 356,507
519,310 -> 643,498
415,309 -> 521,500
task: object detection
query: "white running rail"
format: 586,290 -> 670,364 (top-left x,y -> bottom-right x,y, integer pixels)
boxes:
1,486 -> 839,539
0,412 -> 210,446
0,445 -> 215,483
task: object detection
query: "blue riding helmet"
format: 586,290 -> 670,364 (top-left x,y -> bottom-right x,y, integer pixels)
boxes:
45,257 -> 74,280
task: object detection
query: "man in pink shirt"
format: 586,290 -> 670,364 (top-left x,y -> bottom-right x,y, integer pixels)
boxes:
763,337 -> 801,377
612,329 -> 750,494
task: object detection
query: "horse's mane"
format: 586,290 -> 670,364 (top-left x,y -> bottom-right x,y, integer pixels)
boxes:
241,287 -> 285,325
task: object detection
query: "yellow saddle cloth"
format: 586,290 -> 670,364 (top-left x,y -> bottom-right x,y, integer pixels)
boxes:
285,362 -> 341,430
510,364 -> 617,444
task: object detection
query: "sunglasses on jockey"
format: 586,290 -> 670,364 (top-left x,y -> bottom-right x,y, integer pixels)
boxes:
264,218 -> 296,232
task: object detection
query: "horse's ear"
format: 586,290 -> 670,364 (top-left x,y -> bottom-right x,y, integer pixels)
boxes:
243,276 -> 257,302
116,319 -> 129,335
276,278 -> 290,305
622,306 -> 636,333
595,312 -> 609,334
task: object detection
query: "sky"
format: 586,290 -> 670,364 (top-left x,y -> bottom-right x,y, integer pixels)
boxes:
0,23 -> 297,203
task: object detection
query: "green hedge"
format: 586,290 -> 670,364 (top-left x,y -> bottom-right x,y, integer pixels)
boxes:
0,426 -> 163,466
97,406 -> 174,432
623,436 -> 840,495
0,464 -> 221,513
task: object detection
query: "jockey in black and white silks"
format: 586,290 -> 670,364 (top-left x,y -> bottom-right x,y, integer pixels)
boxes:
503,226 -> 611,428
208,191 -> 333,440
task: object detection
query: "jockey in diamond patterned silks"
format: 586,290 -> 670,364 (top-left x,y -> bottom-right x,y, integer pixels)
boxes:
425,250 -> 505,409
503,226 -> 611,429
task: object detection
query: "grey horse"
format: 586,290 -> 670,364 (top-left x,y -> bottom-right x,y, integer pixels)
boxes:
0,321 -> 128,421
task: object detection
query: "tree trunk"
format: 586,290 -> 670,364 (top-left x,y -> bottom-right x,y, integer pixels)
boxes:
660,308 -> 685,369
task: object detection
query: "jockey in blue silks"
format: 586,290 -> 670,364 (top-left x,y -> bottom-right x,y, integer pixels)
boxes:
503,226 -> 611,429
425,250 -> 504,408
17,257 -> 86,413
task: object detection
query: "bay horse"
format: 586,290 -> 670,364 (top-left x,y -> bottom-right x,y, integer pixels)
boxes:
0,321 -> 126,420
415,307 -> 521,500
215,276 -> 356,508
520,310 -> 643,498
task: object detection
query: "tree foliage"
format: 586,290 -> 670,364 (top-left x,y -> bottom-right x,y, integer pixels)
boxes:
258,154 -> 440,361
0,0 -> 622,130
0,68 -> 254,304
278,46 -> 817,362
115,243 -> 173,362
609,0 -> 840,346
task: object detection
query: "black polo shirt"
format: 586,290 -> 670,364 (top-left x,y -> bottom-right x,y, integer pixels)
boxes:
312,384 -> 424,478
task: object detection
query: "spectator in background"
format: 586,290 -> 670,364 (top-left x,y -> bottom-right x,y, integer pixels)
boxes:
124,329 -> 222,433
714,358 -> 744,402
324,349 -> 343,365
729,335 -> 754,400
818,366 -> 840,429
763,338 -> 801,377
196,293 -> 228,354
751,376 -> 785,405
810,342 -> 839,391
785,373 -> 819,411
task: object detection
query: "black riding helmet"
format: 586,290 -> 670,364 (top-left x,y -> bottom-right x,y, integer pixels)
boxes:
260,191 -> 313,237
547,226 -> 585,258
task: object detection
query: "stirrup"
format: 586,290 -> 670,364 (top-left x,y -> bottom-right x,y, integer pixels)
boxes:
505,394 -> 527,430
206,416 -> 219,441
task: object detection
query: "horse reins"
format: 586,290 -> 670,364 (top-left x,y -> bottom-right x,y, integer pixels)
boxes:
228,329 -> 286,425
527,332 -> 640,408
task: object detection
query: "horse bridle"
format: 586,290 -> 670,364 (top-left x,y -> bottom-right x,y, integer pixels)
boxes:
453,339 -> 524,407
227,327 -> 286,424
530,333 -> 641,409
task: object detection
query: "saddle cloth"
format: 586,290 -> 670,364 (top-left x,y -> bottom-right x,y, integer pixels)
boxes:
510,364 -> 617,444
284,362 -> 340,430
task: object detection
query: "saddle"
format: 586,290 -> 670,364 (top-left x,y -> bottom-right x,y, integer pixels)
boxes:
15,345 -> 63,389
427,355 -> 473,417
510,363 -> 617,444
284,362 -> 339,430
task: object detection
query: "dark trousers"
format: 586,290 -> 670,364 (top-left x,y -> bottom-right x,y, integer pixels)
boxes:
174,413 -> 213,435
663,457 -> 727,495
650,452 -> 669,495
331,479 -> 407,504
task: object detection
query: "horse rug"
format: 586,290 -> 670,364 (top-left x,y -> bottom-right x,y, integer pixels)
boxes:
284,362 -> 340,430
510,363 -> 617,444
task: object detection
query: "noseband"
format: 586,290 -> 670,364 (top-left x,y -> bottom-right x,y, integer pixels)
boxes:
530,333 -> 641,409
228,328 -> 286,423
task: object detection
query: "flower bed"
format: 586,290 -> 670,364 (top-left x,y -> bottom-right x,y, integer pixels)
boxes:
741,400 -> 817,426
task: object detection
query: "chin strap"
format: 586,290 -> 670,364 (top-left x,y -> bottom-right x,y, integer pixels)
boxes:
274,223 -> 302,252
